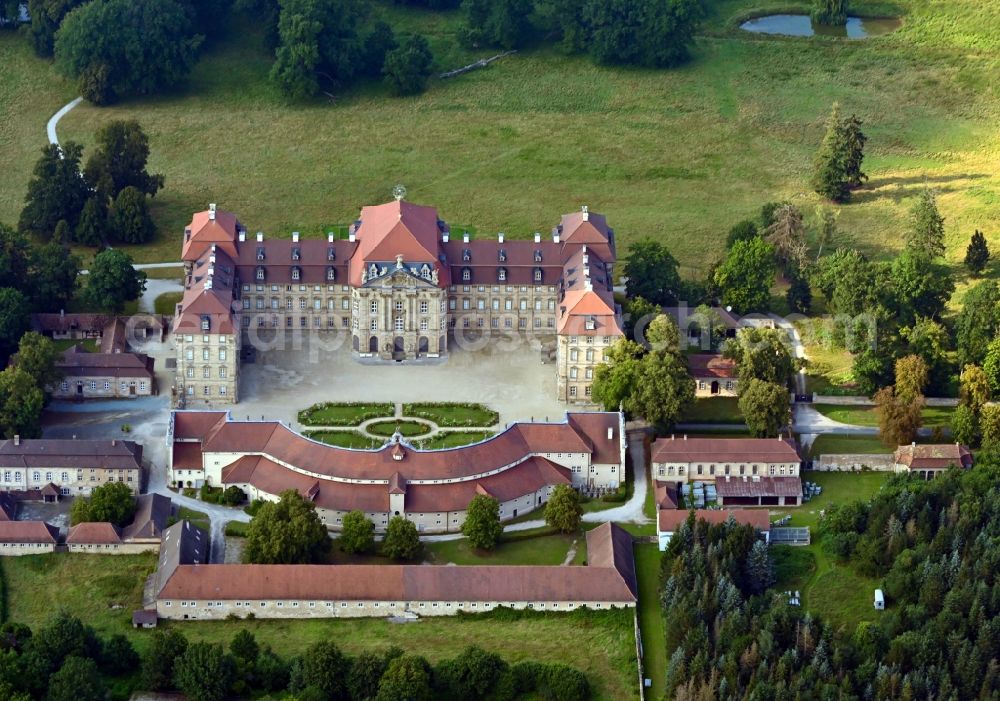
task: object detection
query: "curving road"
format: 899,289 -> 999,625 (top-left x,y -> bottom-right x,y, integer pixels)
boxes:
47,97 -> 83,147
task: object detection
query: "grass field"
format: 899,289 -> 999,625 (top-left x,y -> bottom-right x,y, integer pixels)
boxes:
0,554 -> 636,700
153,291 -> 183,316
52,337 -> 98,352
808,433 -> 894,456
2,1 -> 998,281
403,402 -> 499,427
424,532 -> 586,566
769,471 -> 888,631
634,543 -> 666,699
681,397 -> 744,424
367,420 -> 429,437
175,506 -> 210,532
814,403 -> 956,427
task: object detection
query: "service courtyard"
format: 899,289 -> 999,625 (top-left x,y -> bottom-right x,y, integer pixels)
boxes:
201,330 -> 573,430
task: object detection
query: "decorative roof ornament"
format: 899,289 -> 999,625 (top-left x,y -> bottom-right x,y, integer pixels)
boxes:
392,184 -> 407,201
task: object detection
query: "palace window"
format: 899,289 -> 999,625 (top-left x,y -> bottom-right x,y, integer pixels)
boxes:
395,300 -> 404,312
370,319 -> 378,331
420,301 -> 428,314
371,300 -> 378,314
395,317 -> 404,331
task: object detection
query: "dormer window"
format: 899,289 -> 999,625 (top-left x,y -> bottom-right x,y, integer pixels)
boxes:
327,247 -> 336,261
585,317 -> 596,331
200,315 -> 210,331
463,249 -> 471,262
326,267 -> 335,281
255,266 -> 265,281
256,247 -> 265,261
534,250 -> 542,262
534,268 -> 543,282
292,247 -> 300,261
498,249 -> 506,262
498,267 -> 507,282
291,266 -> 301,281
420,264 -> 431,279
462,268 -> 471,282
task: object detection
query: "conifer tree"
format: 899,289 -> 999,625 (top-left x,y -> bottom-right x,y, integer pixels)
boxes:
811,103 -> 851,203
965,229 -> 989,275
906,188 -> 945,259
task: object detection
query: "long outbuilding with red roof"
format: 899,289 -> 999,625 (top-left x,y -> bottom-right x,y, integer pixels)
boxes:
170,409 -> 625,533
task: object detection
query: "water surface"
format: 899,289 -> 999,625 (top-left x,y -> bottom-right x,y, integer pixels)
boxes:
740,14 -> 901,39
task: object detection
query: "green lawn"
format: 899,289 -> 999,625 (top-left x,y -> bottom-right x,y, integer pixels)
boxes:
424,532 -> 586,566
768,471 -> 890,631
402,402 -> 499,427
0,554 -> 636,700
808,433 -> 894,457
304,430 -> 382,449
634,543 -> 666,699
680,397 -> 744,424
224,520 -> 250,537
1,553 -> 157,638
153,291 -> 183,316
366,420 -> 430,437
52,338 -> 99,353
1,0 -> 995,280
415,431 -> 495,449
814,404 -> 956,428
298,402 -> 394,426
174,506 -> 210,532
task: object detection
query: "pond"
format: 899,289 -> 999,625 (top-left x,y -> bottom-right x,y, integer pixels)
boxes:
740,14 -> 901,39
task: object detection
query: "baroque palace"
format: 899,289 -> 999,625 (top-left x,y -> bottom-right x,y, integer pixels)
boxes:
174,197 -> 623,406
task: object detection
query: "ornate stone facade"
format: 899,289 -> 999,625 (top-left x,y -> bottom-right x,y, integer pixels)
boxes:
177,199 -> 623,404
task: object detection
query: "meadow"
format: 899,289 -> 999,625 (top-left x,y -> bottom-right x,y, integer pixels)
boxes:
0,0 -> 997,280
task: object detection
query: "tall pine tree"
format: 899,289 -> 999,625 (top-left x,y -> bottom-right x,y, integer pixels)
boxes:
906,188 -> 945,259
811,103 -> 851,203
965,229 -> 990,275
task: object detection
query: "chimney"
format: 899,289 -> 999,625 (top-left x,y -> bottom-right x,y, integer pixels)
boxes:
498,231 -> 504,244
13,435 -> 19,446
327,232 -> 335,243
584,280 -> 592,292
442,231 -> 449,243
683,434 -> 687,441
911,441 -> 916,447
211,243 -> 217,253
553,230 -> 560,244
59,309 -> 64,318
238,231 -> 246,242
581,205 -> 589,221
607,427 -> 613,440
256,231 -> 264,243
348,231 -> 356,243
463,231 -> 470,244
209,254 -> 216,266
208,203 -> 216,220
534,231 -> 541,243
292,231 -> 300,243
111,439 -> 116,447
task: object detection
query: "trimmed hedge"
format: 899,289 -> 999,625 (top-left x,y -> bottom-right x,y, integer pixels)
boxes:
402,402 -> 499,427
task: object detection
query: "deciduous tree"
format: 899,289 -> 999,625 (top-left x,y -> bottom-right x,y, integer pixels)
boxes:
980,405 -> 1000,448
173,642 -> 235,701
74,197 -> 107,247
45,655 -> 105,701
140,629 -> 188,691
875,386 -> 922,448
348,647 -> 402,701
583,0 -> 705,68
461,494 -> 503,550
383,34 -> 434,96
724,327 -> 796,388
725,219 -> 758,248
54,0 -> 203,103
381,515 -> 421,560
84,120 -> 164,201
887,249 -> 953,324
894,355 -> 928,406
0,289 -> 30,365
738,379 -> 791,438
109,186 -> 156,244
623,238 -> 683,307
376,655 -> 433,701
713,237 -> 776,314
242,489 -> 330,564
18,143 -> 90,239
592,339 -> 643,411
956,280 -> 1000,366
811,0 -> 847,25
339,510 -> 375,554
951,404 -> 977,447
959,364 -> 991,415
295,641 -> 349,700
15,332 -> 62,394
82,249 -> 146,314
544,484 -> 581,534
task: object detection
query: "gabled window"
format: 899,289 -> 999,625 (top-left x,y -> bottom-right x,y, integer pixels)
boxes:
327,247 -> 336,261
498,267 -> 507,282
534,268 -> 543,282
200,316 -> 210,331
256,247 -> 265,261
534,250 -> 543,263
369,263 -> 378,279
462,249 -> 471,262
292,247 -> 300,261
326,267 -> 335,281
291,267 -> 301,281
498,249 -> 507,262
255,267 -> 265,281
462,268 -> 471,282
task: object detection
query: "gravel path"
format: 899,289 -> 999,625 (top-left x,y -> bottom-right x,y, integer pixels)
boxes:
47,96 -> 83,146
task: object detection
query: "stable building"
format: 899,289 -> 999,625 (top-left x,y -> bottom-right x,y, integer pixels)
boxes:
0,437 -> 144,496
651,435 -> 801,507
154,522 -> 636,620
893,443 -> 973,479
169,409 -> 625,533
0,521 -> 59,555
